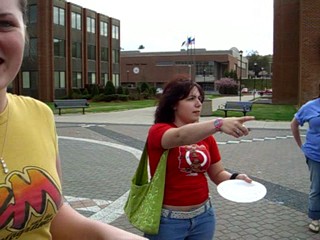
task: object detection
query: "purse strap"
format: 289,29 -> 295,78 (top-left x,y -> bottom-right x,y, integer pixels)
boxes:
133,143 -> 168,185
133,144 -> 149,185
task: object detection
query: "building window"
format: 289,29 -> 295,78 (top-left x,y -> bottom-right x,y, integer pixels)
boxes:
54,38 -> 65,57
112,49 -> 119,63
22,72 -> 30,89
101,73 -> 108,86
72,41 -> 82,58
22,71 -> 38,89
72,72 -> 82,88
54,71 -> 66,89
100,21 -> 108,37
112,25 -> 119,39
87,17 -> 95,33
28,5 -> 37,23
53,6 -> 65,26
71,12 -> 81,30
196,62 -> 214,76
87,45 -> 96,60
112,73 -> 119,87
88,72 -> 96,84
101,47 -> 108,61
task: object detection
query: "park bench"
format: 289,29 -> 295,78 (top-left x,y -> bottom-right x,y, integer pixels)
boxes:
218,101 -> 253,117
54,99 -> 89,115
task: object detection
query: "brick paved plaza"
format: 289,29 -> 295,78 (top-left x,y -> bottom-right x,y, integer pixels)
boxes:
55,104 -> 318,240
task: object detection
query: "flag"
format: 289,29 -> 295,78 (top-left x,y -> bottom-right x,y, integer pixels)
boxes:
181,37 -> 195,48
186,37 -> 191,47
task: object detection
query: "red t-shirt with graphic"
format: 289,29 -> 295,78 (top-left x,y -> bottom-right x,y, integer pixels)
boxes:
147,123 -> 221,206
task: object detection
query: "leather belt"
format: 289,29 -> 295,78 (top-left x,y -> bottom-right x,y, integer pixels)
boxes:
161,200 -> 211,219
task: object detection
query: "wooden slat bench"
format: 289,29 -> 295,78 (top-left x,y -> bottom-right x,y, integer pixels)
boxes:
218,101 -> 253,117
54,99 -> 89,115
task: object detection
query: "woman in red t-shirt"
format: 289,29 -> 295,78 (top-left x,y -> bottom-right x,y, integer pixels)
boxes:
145,75 -> 254,240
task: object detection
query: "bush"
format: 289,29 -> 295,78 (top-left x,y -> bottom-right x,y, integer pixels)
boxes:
117,86 -> 124,94
215,78 -> 238,95
92,93 -> 106,102
118,94 -> 129,101
70,88 -> 89,99
92,94 -> 118,102
82,88 -> 89,95
88,84 -> 100,97
150,87 -> 156,95
124,87 -> 130,95
140,82 -> 149,93
104,81 -> 116,95
91,94 -> 129,102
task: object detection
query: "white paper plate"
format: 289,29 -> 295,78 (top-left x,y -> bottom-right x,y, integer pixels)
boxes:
217,179 -> 267,203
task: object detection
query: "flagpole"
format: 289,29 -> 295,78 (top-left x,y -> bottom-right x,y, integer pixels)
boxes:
181,36 -> 195,80
190,37 -> 192,80
192,37 -> 195,81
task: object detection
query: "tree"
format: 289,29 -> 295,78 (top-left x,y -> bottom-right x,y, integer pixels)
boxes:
246,52 -> 273,75
223,70 -> 238,80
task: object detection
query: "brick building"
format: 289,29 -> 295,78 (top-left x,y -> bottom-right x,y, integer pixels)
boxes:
273,0 -> 320,105
9,0 -> 121,102
120,47 -> 248,91
16,0 -> 320,106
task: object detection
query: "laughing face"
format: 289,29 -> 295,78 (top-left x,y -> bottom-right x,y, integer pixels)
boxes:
174,86 -> 203,126
0,0 -> 25,92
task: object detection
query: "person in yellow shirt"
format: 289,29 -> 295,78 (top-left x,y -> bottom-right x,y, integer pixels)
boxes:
0,0 -> 145,239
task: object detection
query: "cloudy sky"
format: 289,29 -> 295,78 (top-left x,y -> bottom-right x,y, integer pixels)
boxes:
68,0 -> 273,56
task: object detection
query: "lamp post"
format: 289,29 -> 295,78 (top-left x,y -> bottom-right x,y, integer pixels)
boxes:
239,50 -> 243,101
203,68 -> 206,91
261,67 -> 264,90
253,62 -> 257,99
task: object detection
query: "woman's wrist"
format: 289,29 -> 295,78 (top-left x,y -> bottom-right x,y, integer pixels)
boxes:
230,173 -> 239,180
213,118 -> 223,132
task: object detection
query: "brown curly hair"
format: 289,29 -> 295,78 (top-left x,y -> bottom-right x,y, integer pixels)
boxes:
154,74 -> 204,123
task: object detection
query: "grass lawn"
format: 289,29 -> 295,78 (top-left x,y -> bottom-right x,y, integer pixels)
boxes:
47,97 -> 298,122
212,103 -> 297,121
47,99 -> 158,115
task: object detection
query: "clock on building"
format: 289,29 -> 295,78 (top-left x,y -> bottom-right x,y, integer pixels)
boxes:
133,67 -> 140,74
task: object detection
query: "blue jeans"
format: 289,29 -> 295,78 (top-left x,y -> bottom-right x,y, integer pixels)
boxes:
144,204 -> 215,240
306,157 -> 320,220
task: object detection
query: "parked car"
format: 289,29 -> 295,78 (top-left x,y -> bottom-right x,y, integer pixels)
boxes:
258,89 -> 272,96
156,88 -> 163,94
241,88 -> 249,93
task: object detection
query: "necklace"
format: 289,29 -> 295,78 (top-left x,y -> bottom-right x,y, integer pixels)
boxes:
0,103 -> 9,174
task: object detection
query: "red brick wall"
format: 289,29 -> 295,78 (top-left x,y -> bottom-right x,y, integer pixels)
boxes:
299,0 -> 320,104
37,0 -> 54,101
273,0 -> 320,105
273,0 -> 300,104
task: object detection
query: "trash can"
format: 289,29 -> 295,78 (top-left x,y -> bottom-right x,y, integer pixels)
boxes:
200,99 -> 212,116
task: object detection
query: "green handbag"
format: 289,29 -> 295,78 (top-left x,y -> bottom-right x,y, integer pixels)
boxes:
124,143 -> 168,235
